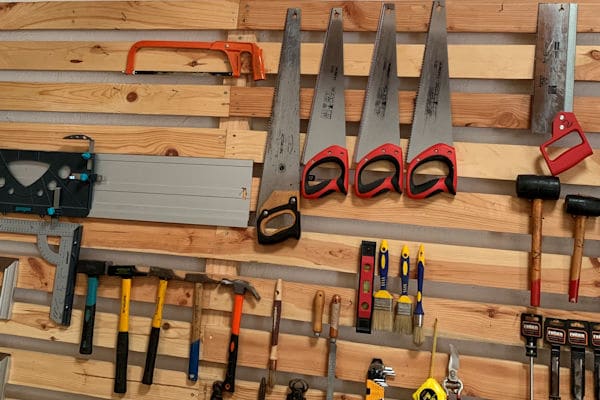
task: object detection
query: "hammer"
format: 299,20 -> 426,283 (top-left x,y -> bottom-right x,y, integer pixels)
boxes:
565,194 -> 600,303
221,278 -> 260,393
516,174 -> 560,307
107,264 -> 147,394
142,267 -> 180,385
77,260 -> 111,355
184,273 -> 220,382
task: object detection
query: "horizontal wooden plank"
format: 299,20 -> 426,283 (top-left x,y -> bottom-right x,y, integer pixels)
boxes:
0,123 -> 596,187
230,86 -> 600,132
0,1 -> 238,30
239,1 -> 600,33
0,82 -> 230,117
0,311 -> 594,399
3,345 -> 311,400
13,256 -> 600,348
0,123 -> 227,157
3,41 -> 600,82
226,130 -> 600,186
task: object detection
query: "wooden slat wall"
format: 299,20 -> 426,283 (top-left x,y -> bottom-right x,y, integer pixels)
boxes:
0,1 -> 598,400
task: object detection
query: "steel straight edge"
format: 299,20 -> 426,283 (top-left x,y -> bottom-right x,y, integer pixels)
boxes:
89,154 -> 253,228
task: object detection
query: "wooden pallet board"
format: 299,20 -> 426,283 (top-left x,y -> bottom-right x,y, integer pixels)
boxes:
0,1 -> 239,30
1,41 -> 599,82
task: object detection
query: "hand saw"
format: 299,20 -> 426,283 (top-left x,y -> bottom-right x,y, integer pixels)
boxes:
405,0 -> 457,199
353,4 -> 403,198
532,4 -> 593,176
256,8 -> 301,245
301,8 -> 348,199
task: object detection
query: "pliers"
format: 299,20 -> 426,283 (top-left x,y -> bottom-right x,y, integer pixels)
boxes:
443,344 -> 464,400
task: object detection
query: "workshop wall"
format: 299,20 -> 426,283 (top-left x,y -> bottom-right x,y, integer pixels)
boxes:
0,1 -> 599,399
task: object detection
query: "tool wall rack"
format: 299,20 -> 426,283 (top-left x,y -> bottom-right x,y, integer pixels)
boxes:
0,1 -> 598,399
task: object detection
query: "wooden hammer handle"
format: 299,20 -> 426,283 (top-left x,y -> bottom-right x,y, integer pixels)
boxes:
530,198 -> 543,307
569,215 -> 587,303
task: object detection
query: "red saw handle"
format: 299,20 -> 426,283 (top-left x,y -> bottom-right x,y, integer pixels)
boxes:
125,40 -> 266,81
301,145 -> 348,199
353,143 -> 403,198
405,143 -> 457,199
540,112 -> 593,176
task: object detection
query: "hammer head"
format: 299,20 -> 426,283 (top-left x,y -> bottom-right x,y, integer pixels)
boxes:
516,175 -> 560,200
77,260 -> 112,276
221,278 -> 260,300
148,266 -> 177,281
565,194 -> 600,217
184,273 -> 219,285
107,264 -> 146,278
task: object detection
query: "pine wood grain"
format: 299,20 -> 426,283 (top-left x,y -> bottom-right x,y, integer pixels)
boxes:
0,1 -> 238,30
0,82 -> 230,117
12,257 -> 600,345
238,1 -> 600,33
0,123 -> 226,156
2,345 -> 311,400
230,86 -> 600,132
2,41 -> 599,82
0,312 -> 594,399
226,130 -> 600,186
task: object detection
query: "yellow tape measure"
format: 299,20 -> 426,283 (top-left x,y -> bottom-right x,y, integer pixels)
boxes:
412,319 -> 446,400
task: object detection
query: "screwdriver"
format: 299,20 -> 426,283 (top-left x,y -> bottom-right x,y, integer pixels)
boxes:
520,313 -> 543,400
413,318 -> 446,400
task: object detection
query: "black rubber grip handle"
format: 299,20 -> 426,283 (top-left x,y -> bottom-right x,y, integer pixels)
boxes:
79,303 -> 96,355
222,333 -> 239,392
142,326 -> 161,385
114,331 -> 129,394
256,197 -> 301,245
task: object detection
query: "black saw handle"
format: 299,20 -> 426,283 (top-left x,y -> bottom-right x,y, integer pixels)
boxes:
256,191 -> 301,245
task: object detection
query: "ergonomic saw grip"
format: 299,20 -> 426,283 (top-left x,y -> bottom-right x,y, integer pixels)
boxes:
301,145 -> 348,199
354,144 -> 403,198
405,143 -> 457,199
256,192 -> 301,245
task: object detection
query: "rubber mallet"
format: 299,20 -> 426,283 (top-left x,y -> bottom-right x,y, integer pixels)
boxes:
516,175 -> 560,307
565,194 -> 600,303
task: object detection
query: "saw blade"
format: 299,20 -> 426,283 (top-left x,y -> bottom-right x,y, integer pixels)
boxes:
353,3 -> 400,162
302,8 -> 346,164
257,8 -> 301,211
531,3 -> 577,135
406,0 -> 453,163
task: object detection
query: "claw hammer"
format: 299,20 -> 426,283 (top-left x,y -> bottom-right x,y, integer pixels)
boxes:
221,279 -> 260,393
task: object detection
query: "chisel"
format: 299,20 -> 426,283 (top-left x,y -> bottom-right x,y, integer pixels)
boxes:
568,320 -> 589,400
327,294 -> 341,400
545,318 -> 567,400
521,313 -> 543,400
589,322 -> 600,400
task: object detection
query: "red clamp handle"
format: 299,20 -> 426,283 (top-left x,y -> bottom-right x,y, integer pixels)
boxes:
125,40 -> 266,81
353,143 -> 403,198
540,112 -> 593,176
405,143 -> 457,199
301,145 -> 348,199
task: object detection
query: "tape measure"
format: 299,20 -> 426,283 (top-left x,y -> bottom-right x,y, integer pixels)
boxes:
413,319 -> 447,400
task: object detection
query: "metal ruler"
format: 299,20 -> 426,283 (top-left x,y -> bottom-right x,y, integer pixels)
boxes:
0,219 -> 82,326
0,258 -> 18,320
531,3 -> 577,135
89,154 -> 253,228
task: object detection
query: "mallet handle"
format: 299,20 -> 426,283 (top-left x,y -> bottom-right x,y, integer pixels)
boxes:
530,199 -> 543,307
569,215 -> 586,303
